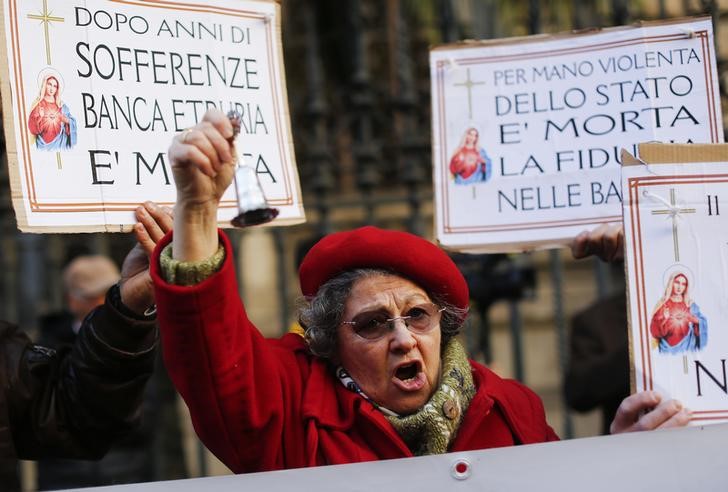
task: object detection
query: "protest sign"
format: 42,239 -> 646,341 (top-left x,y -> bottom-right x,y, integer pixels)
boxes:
431,17 -> 722,252
0,0 -> 304,232
623,143 -> 728,425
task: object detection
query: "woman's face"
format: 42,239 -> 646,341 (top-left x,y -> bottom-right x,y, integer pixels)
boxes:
337,274 -> 442,415
465,128 -> 478,146
672,275 -> 688,296
44,77 -> 58,98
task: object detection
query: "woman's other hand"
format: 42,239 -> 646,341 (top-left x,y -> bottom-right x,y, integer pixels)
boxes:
609,391 -> 691,434
570,223 -> 624,262
119,202 -> 174,314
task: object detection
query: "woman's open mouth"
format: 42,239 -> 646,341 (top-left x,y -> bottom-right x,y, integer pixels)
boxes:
392,361 -> 426,391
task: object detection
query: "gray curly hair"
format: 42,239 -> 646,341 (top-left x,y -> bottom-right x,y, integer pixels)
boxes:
299,268 -> 467,360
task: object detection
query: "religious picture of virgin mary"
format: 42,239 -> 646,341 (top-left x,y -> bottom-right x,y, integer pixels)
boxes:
27,69 -> 77,151
649,271 -> 708,354
449,127 -> 492,185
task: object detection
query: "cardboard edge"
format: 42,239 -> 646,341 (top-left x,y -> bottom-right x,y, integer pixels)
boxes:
270,0 -> 306,228
619,157 -> 637,393
17,223 -> 137,234
637,142 -> 728,164
437,235 -> 580,255
620,148 -> 642,166
429,14 -> 711,52
17,211 -> 307,233
624,263 -> 637,395
0,0 -> 29,232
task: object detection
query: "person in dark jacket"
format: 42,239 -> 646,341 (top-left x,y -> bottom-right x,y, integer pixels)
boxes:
0,202 -> 171,491
36,250 -> 187,488
568,231 -> 632,435
564,292 -> 630,435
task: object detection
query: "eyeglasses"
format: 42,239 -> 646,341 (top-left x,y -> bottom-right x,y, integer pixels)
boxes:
342,303 -> 446,340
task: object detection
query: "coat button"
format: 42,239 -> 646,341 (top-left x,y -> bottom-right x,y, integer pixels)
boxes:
442,399 -> 459,420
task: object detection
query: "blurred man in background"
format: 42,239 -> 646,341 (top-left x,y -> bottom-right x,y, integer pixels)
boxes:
39,255 -> 121,347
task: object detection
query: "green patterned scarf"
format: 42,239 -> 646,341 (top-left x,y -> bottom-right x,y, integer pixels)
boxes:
386,338 -> 476,455
337,338 -> 475,455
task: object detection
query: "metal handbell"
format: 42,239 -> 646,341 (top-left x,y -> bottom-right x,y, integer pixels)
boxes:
230,162 -> 279,227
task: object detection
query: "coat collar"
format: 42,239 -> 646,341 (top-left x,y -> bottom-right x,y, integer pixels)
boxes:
293,334 -> 544,450
467,362 -> 545,444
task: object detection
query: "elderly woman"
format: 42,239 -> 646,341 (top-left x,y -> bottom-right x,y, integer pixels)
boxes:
151,110 -> 690,473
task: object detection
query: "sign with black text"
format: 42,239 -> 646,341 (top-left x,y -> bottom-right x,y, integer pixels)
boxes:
623,143 -> 728,425
0,0 -> 304,232
431,18 -> 721,252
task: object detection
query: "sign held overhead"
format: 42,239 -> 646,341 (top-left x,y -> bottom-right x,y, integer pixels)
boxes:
430,17 -> 722,252
0,0 -> 304,232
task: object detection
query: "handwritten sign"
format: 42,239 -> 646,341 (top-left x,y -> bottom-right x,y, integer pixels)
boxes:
431,18 -> 721,252
0,0 -> 304,232
623,144 -> 728,425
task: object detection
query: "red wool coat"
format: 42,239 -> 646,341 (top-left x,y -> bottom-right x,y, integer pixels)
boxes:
151,232 -> 558,473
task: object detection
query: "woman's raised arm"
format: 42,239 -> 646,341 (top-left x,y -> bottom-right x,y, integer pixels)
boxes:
168,109 -> 236,261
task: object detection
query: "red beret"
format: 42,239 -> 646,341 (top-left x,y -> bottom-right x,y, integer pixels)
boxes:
298,226 -> 469,309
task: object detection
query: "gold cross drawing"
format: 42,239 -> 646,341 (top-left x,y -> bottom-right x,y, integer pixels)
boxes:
28,1 -> 65,169
453,68 -> 485,119
651,188 -> 696,262
27,0 -> 64,65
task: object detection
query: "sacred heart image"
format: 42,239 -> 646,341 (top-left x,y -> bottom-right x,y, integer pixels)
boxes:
649,267 -> 708,355
449,126 -> 492,185
27,68 -> 78,151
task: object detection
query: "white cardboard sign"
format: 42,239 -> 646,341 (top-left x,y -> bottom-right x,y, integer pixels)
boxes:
623,145 -> 728,425
431,17 -> 722,252
1,0 -> 304,232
